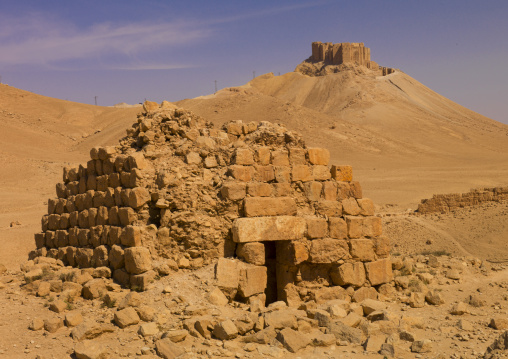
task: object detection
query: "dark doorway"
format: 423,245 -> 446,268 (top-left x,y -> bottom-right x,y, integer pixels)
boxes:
263,241 -> 278,305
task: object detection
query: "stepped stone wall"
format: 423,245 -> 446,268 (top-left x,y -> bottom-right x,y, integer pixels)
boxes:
31,101 -> 393,305
417,187 -> 508,214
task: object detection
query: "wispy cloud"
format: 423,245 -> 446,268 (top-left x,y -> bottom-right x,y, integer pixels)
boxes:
0,13 -> 210,70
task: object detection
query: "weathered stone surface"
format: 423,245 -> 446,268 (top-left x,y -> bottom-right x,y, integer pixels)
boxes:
331,165 -> 353,181
330,262 -> 366,287
114,307 -> 140,328
65,312 -> 84,327
292,165 -> 313,182
276,328 -> 311,353
74,340 -> 108,359
307,148 -> 330,165
71,322 -> 116,341
49,300 -> 67,313
213,320 -> 238,340
411,339 -> 432,353
120,226 -> 142,247
342,198 -> 361,215
327,321 -> 363,344
306,217 -> 328,239
215,258 -> 239,298
364,334 -> 387,352
82,279 -> 107,300
365,258 -> 393,286
138,322 -> 159,337
233,148 -> 254,165
328,217 -> 347,239
352,287 -> 378,302
490,318 -> 508,330
357,198 -> 375,216
349,239 -> 375,261
316,200 -> 342,217
220,182 -> 246,201
163,329 -> 188,343
311,286 -> 349,304
232,216 -> 306,243
409,292 -> 425,308
124,247 -> 152,274
236,242 -> 265,265
207,287 -> 229,306
29,318 -> 45,331
309,239 -> 349,263
128,187 -> 150,208
361,299 -> 387,316
44,317 -> 64,333
155,338 -> 185,359
264,310 -> 297,329
243,197 -> 297,217
238,265 -> 267,298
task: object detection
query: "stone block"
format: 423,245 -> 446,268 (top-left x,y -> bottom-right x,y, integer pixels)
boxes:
264,310 -> 297,329
44,318 -> 64,333
121,225 -> 142,247
215,258 -> 239,298
309,239 -> 349,263
322,181 -> 337,201
83,278 -> 107,299
236,243 -> 265,265
118,207 -> 137,226
292,165 -> 313,182
207,287 -> 229,306
130,270 -> 156,291
316,200 -> 342,217
277,328 -> 311,353
313,165 -> 331,181
349,239 -> 376,261
128,187 -> 150,208
274,166 -> 291,183
247,183 -> 272,197
253,165 -> 275,182
93,245 -> 109,267
124,247 -> 152,274
349,181 -> 363,198
307,148 -> 330,165
304,181 -> 322,201
155,338 -> 185,359
233,148 -> 254,165
88,208 -> 97,228
239,265 -> 267,298
65,312 -> 83,328
289,148 -> 307,165
228,165 -> 254,181
363,216 -> 382,237
311,286 -> 349,304
330,262 -> 366,287
221,182 -> 246,201
76,248 -> 93,268
213,320 -> 238,340
328,217 -> 347,239
306,217 -> 328,239
342,198 -> 361,215
272,183 -> 291,196
255,147 -> 271,165
243,197 -> 297,217
365,258 -> 393,286
271,150 -> 289,166
345,216 -> 363,238
232,216 -> 306,243
128,152 -> 146,170
357,198 -> 374,216
374,236 -> 390,258
276,241 -> 309,265
114,307 -> 140,328
331,165 -> 352,181
77,229 -> 90,247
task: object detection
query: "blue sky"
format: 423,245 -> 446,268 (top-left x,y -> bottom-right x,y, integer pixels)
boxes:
1,0 -> 507,124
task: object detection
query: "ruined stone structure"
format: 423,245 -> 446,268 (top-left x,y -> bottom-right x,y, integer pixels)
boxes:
417,187 -> 508,214
31,101 -> 393,306
298,42 -> 396,76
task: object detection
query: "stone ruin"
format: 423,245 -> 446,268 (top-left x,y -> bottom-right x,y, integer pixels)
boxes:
417,187 -> 508,214
31,101 -> 393,307
298,41 -> 396,76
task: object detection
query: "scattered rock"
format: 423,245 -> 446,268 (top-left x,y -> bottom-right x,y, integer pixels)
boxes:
74,340 -> 108,359
411,339 -> 432,353
276,328 -> 311,353
155,338 -> 185,359
213,319 -> 238,340
114,307 -> 140,328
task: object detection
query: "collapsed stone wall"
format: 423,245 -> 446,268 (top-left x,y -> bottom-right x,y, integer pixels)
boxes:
417,187 -> 508,214
31,101 -> 393,305
298,41 -> 396,77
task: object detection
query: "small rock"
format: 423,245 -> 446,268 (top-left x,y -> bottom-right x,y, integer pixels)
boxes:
446,269 -> 461,280
450,302 -> 468,315
49,300 -> 67,313
276,328 -> 311,353
29,318 -> 45,331
44,317 -> 64,333
425,290 -> 445,306
155,338 -> 185,359
490,318 -> 508,330
114,307 -> 140,328
411,339 -> 432,353
213,319 -> 238,340
65,312 -> 83,327
207,287 -> 229,306
380,343 -> 395,357
162,329 -> 188,343
364,334 -> 387,352
409,292 -> 425,308
138,322 -> 159,337
74,340 -> 107,359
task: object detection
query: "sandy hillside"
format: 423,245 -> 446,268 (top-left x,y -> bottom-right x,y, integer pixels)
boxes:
0,84 -> 139,270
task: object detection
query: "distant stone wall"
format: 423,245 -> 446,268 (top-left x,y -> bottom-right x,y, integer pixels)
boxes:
417,187 -> 508,214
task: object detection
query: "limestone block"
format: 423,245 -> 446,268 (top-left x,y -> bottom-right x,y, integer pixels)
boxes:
349,181 -> 363,199
243,197 -> 297,217
313,165 -> 331,181
66,246 -> 77,267
93,245 -> 109,267
352,287 -> 378,302
204,156 -> 218,168
95,159 -> 103,176
349,239 -> 376,261
128,187 -> 150,208
130,270 -> 156,291
215,258 -> 239,298
69,211 -> 78,227
121,225 -> 142,247
86,174 -> 97,191
274,166 -> 291,183
108,207 -> 119,226
363,216 -> 382,237
276,241 -> 309,265
330,262 -> 366,287
95,206 -> 108,226
307,148 -> 330,165
208,287 -> 229,306
247,183 -> 272,197
232,216 -> 306,243
264,310 -> 297,329
304,181 -> 322,201
92,191 -> 105,207
342,198 -> 361,215
322,181 -> 337,201
220,182 -> 246,201
331,165 -> 352,182
255,147 -> 271,165
96,176 -> 108,192
55,230 -> 69,247
120,172 -> 131,188
213,320 -> 238,340
236,243 -> 265,265
114,307 -> 140,328
54,199 -> 66,214
88,208 -> 97,228
234,148 -> 254,165
84,191 -> 94,209
118,207 -> 137,226
89,225 -> 103,247
59,213 -> 70,229
128,152 -> 146,170
48,214 -> 60,230
83,278 -> 107,299
56,182 -> 67,198
34,233 -> 45,249
41,215 -> 49,232
185,152 -> 201,165
336,182 -> 350,200
272,183 -> 291,196
309,239 -> 349,263
357,198 -> 374,216
77,229 -> 90,247
316,200 -> 342,217
345,216 -> 363,238
228,165 -> 254,181
109,245 -> 125,270
289,148 -> 307,165
374,236 -> 390,258
271,150 -> 289,166
306,217 -> 328,239
45,231 -> 55,248
253,165 -> 275,182
124,247 -> 152,274
238,265 -> 267,297
292,165 -> 313,182
311,286 -> 349,304
365,258 -> 393,286
277,328 -> 311,353
328,217 -> 347,239
108,173 -> 121,188
155,338 -> 185,359
86,160 -> 96,175
44,318 -> 64,333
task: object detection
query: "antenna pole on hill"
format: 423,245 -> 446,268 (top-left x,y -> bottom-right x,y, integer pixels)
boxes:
214,80 -> 217,94
94,96 -> 98,106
